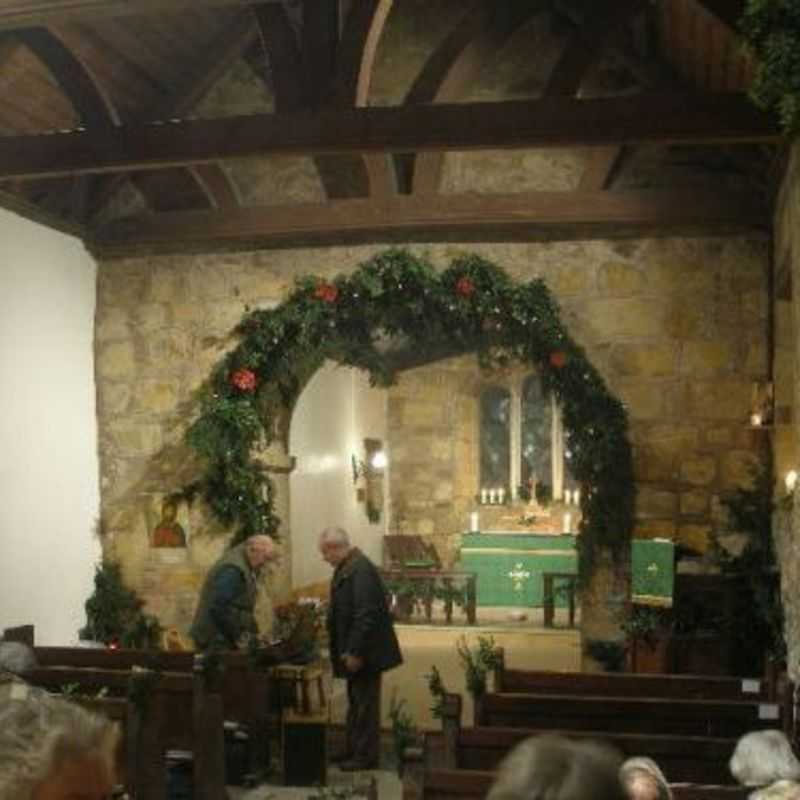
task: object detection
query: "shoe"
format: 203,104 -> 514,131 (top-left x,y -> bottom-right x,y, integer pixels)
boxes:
338,759 -> 379,771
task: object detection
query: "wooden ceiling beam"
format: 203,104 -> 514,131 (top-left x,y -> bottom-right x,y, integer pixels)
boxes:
90,187 -> 767,256
408,0 -> 547,195
0,93 -> 779,182
0,1 -> 276,31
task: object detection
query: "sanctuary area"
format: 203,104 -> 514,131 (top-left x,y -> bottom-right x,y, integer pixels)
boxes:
2,1 -> 800,798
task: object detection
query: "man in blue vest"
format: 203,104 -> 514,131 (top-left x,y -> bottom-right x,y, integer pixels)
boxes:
190,534 -> 278,650
319,527 -> 402,771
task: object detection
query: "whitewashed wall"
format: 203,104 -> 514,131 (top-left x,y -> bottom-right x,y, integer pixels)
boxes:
0,209 -> 100,645
289,362 -> 387,590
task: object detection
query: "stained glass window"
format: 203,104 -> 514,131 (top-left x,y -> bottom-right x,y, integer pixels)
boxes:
480,385 -> 511,490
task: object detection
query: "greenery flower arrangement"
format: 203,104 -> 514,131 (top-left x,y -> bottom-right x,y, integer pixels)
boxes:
456,635 -> 502,697
184,249 -> 635,582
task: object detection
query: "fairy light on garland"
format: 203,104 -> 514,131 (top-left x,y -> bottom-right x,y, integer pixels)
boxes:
184,249 -> 635,580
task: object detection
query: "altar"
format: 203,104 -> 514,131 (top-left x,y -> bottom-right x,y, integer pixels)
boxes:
458,533 -> 673,608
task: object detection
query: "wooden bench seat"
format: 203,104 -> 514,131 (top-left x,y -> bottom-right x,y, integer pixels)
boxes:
475,690 -> 783,737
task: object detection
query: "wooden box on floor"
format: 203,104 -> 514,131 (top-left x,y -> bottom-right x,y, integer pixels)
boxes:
282,709 -> 327,786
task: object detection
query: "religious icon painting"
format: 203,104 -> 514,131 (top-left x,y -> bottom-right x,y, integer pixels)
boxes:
150,494 -> 188,548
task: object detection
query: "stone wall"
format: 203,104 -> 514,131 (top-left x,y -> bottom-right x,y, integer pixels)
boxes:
95,236 -> 768,635
773,144 -> 800,681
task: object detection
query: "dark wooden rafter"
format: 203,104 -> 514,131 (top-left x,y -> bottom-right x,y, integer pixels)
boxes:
90,187 -> 768,256
317,0 -> 396,197
86,13 -> 256,219
545,0 -> 644,191
254,0 -> 393,199
0,93 -> 778,182
407,0 -> 547,196
0,1 -> 274,31
10,27 -> 116,223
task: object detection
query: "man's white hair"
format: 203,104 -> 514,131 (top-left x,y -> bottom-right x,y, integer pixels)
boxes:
0,642 -> 37,675
750,781 -> 800,800
0,686 -> 119,797
730,730 -> 800,787
620,756 -> 673,800
319,527 -> 350,547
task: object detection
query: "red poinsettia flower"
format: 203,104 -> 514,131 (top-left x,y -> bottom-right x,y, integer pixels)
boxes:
455,276 -> 476,297
314,283 -> 339,303
549,350 -> 568,369
230,367 -> 257,392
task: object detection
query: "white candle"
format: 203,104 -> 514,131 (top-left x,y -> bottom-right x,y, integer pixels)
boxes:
563,512 -> 572,534
573,489 -> 581,506
498,487 -> 505,504
469,511 -> 479,533
489,488 -> 496,504
481,488 -> 488,504
564,489 -> 572,505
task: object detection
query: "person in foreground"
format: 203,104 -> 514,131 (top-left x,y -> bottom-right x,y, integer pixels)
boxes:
486,734 -> 628,800
620,756 -> 673,800
319,526 -> 403,771
730,729 -> 800,798
190,533 -> 279,650
0,683 -> 119,800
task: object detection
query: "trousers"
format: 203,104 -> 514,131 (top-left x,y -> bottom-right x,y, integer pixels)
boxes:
345,670 -> 382,766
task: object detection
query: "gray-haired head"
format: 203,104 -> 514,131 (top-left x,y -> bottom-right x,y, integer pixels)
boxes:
621,756 -> 673,800
0,641 -> 37,675
0,685 -> 119,798
318,527 -> 350,547
750,781 -> 800,800
730,730 -> 800,787
486,734 -> 627,800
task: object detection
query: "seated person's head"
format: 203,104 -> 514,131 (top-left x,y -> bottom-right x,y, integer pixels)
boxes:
730,730 -> 800,787
620,757 -> 673,800
0,640 -> 37,675
751,781 -> 800,800
486,734 -> 627,800
0,684 -> 119,800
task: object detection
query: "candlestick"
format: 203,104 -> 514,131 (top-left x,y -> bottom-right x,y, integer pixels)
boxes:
563,512 -> 572,534
564,489 -> 572,505
498,487 -> 505,504
481,488 -> 488,504
573,489 -> 581,506
469,511 -> 480,533
489,488 -> 496,504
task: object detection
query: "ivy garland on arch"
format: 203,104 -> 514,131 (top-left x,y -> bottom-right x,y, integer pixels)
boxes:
184,249 -> 635,581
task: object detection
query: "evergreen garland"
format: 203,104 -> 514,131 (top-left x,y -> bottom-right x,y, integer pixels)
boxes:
185,249 -> 635,580
740,0 -> 800,134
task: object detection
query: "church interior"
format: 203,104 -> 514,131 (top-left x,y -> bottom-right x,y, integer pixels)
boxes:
1,0 -> 799,797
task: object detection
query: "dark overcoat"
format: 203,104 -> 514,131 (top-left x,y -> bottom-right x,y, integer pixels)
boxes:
327,547 -> 403,678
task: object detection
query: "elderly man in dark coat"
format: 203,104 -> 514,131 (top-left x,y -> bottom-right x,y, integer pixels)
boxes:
319,526 -> 403,771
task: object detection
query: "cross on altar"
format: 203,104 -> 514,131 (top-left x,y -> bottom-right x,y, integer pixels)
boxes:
508,562 -> 531,593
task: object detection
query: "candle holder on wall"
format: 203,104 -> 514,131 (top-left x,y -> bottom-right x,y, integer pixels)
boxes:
352,437 -> 386,524
749,381 -> 774,428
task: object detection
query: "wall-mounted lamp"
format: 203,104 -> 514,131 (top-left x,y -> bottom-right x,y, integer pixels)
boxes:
352,438 -> 387,524
749,381 -> 774,428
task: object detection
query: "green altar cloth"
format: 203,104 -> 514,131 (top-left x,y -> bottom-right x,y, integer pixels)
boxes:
458,533 -> 673,608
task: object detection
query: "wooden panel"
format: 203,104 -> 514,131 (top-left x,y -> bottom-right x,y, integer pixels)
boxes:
90,187 -> 767,256
0,94 -> 779,182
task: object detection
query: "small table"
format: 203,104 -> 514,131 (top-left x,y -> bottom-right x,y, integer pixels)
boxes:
542,572 -> 578,628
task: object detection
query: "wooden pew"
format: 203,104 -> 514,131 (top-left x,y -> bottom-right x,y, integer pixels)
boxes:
402,769 -> 752,800
35,645 -> 271,783
26,658 -> 227,800
437,694 -> 736,783
493,650 -> 777,701
2,624 -> 34,645
474,690 -> 783,737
